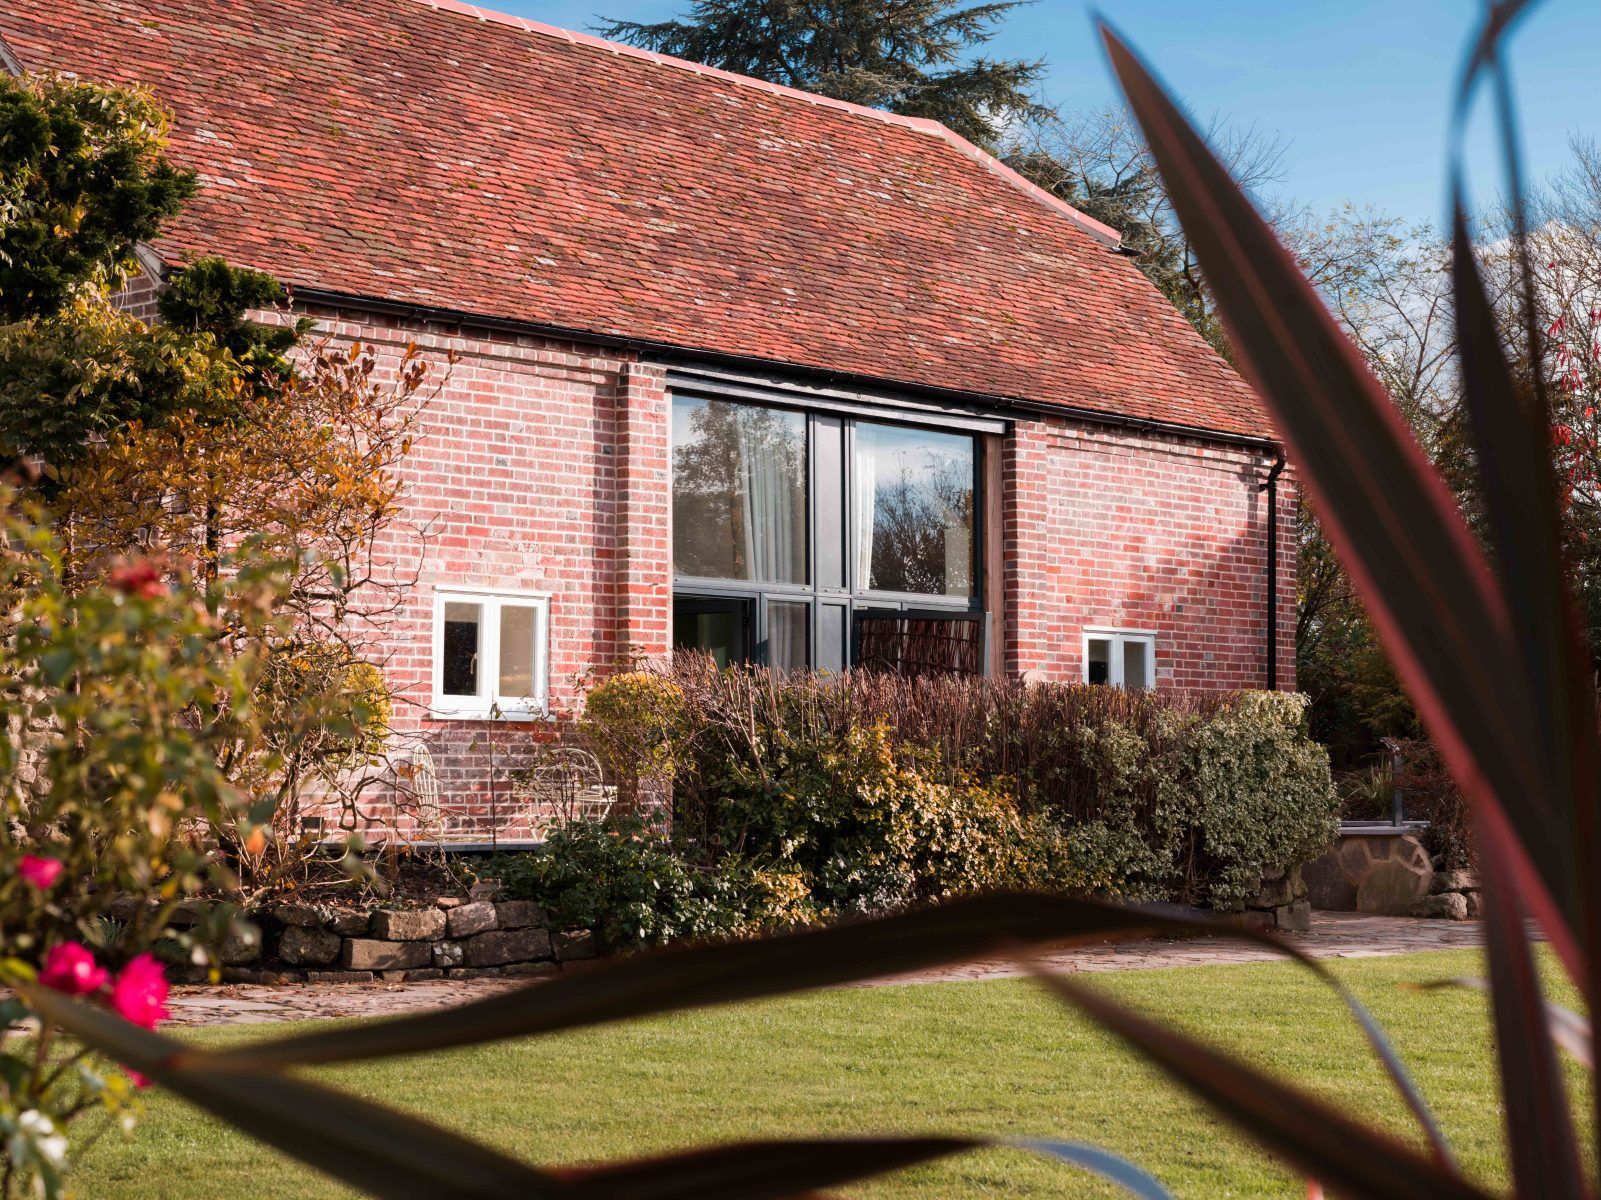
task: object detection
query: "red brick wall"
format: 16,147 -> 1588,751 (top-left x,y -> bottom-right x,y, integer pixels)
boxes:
110,267 -> 162,322
1002,415 -> 1296,691
159,293 -> 1289,838
271,305 -> 673,841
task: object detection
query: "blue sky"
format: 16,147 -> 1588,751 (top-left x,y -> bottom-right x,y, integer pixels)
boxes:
505,0 -> 1599,229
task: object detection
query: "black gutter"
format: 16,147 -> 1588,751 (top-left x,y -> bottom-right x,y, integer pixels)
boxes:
287,284 -> 1284,454
1000,396 -> 1280,453
1258,452 -> 1287,691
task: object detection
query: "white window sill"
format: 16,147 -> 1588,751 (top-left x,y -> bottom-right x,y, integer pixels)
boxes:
428,702 -> 552,723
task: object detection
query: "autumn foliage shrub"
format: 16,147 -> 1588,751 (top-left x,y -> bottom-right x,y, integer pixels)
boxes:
583,661 -> 1337,915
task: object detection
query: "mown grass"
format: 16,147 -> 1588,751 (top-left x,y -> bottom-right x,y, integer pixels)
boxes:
73,947 -> 1582,1198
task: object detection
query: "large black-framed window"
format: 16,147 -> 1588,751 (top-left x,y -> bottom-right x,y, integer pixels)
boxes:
672,393 -> 983,671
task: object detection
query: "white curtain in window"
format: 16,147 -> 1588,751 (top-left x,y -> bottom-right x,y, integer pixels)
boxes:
854,444 -> 877,590
737,410 -> 798,582
767,601 -> 808,673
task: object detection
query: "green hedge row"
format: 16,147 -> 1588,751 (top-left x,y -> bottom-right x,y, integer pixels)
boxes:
485,665 -> 1339,948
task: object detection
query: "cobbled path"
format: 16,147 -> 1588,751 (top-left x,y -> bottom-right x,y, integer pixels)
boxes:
162,912 -> 1496,1028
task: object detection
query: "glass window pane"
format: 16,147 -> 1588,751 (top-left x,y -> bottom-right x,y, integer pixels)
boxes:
1123,639 -> 1149,690
672,397 -> 808,584
854,422 -> 974,596
814,416 -> 845,591
817,603 -> 847,673
674,599 -> 748,670
1086,637 -> 1111,685
766,600 -> 810,673
498,604 -> 538,700
442,601 -> 482,696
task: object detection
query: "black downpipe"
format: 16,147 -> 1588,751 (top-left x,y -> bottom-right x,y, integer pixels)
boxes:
1259,453 -> 1287,691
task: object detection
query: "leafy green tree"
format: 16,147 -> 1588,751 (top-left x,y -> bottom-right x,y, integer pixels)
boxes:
0,73 -> 308,476
594,0 -> 1046,147
0,70 -> 436,892
156,254 -> 309,387
0,75 -> 193,322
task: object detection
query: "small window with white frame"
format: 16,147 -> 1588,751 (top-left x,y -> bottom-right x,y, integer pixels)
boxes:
432,588 -> 550,719
1083,628 -> 1156,690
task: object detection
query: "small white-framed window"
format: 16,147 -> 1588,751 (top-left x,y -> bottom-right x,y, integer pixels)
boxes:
1083,628 -> 1156,690
432,588 -> 550,719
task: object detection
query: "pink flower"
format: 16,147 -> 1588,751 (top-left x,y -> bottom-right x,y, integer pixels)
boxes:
18,855 -> 63,890
38,943 -> 109,996
123,1067 -> 151,1090
108,953 -> 170,1029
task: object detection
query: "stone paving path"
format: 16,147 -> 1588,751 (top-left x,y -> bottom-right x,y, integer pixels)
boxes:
163,912 -> 1495,1029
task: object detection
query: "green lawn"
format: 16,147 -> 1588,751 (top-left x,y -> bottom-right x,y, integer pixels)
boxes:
72,948 -> 1580,1199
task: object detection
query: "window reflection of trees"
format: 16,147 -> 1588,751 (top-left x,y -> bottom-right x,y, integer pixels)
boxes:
671,398 -> 976,599
860,436 -> 974,597
672,399 -> 807,583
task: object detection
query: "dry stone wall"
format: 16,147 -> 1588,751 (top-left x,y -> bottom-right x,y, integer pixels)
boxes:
215,891 -> 599,984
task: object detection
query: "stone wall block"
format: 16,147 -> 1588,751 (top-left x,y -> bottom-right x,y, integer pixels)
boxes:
465,928 -> 553,967
494,901 -> 547,929
371,909 -> 447,941
447,900 -> 499,938
1273,900 -> 1310,932
273,903 -> 325,927
554,930 -> 597,960
344,939 -> 432,971
327,909 -> 371,936
278,925 -> 341,966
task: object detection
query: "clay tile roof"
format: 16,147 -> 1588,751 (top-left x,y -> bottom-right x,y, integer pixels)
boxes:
0,0 -> 1275,440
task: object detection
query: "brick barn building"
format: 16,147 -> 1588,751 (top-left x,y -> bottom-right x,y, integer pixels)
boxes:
1,0 -> 1293,836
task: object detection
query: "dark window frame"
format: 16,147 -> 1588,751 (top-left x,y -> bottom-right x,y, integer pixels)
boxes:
671,391 -> 987,671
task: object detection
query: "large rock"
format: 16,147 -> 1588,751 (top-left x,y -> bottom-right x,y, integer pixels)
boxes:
370,908 -> 447,941
447,901 -> 498,938
1273,900 -> 1311,932
465,928 -> 552,967
344,939 -> 431,971
278,925 -> 342,966
1413,892 -> 1470,920
1430,869 -> 1480,895
1356,860 -> 1432,916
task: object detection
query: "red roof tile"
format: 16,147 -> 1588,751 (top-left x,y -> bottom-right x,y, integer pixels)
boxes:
0,0 -> 1275,439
